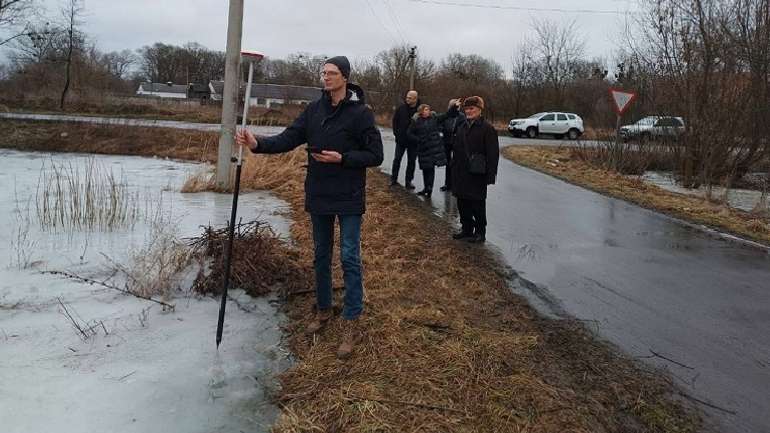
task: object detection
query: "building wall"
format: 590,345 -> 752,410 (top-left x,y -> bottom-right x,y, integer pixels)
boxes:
136,90 -> 187,99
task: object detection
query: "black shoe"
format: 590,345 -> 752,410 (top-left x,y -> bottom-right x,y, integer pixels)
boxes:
389,180 -> 399,187
439,185 -> 449,192
468,234 -> 486,243
416,189 -> 432,197
405,182 -> 416,190
452,231 -> 473,240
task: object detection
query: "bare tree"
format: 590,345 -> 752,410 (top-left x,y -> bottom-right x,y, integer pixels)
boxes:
0,0 -> 34,46
100,49 -> 136,79
59,0 -> 83,109
522,18 -> 586,107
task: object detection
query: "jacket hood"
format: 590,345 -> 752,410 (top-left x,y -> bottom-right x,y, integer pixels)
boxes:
323,82 -> 366,105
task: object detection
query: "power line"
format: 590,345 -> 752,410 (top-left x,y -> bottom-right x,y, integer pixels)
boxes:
407,0 -> 632,15
364,0 -> 402,46
383,0 -> 409,45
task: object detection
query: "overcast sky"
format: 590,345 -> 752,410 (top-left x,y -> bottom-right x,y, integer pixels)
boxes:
29,0 -> 639,72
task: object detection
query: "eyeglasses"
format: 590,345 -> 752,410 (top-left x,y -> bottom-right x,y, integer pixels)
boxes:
320,70 -> 341,77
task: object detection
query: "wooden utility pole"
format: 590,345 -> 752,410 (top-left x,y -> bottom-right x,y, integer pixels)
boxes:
216,0 -> 245,190
408,46 -> 417,90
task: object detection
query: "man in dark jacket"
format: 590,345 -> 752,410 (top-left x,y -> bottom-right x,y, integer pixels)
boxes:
450,96 -> 499,243
390,90 -> 420,188
236,56 -> 383,359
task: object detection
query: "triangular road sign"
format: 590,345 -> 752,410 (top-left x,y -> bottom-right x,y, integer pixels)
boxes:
610,89 -> 637,115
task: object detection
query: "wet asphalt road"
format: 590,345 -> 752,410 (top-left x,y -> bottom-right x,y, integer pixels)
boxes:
5,113 -> 769,432
380,132 -> 770,433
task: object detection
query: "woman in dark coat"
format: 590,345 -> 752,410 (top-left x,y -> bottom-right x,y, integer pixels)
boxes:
450,96 -> 499,243
407,102 -> 459,197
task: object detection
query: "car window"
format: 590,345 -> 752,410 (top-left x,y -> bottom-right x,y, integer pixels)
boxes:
637,117 -> 655,125
567,114 -> 576,120
656,117 -> 675,127
540,114 -> 555,121
557,114 -> 567,121
672,118 -> 684,126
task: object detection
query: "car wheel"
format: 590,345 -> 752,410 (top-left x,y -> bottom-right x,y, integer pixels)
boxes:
568,128 -> 580,140
526,127 -> 538,139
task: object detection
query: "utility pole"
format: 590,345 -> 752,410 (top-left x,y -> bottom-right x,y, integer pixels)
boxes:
408,46 -> 417,91
215,0 -> 245,190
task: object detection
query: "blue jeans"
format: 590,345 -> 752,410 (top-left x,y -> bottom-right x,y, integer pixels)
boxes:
310,214 -> 363,321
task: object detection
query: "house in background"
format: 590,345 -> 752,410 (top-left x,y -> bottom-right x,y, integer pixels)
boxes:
135,82 -> 189,99
208,81 -> 321,108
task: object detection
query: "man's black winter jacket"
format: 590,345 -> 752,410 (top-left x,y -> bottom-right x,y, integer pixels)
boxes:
254,83 -> 384,215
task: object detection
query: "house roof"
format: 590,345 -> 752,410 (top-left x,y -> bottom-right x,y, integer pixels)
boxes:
209,81 -> 321,101
138,82 -> 188,94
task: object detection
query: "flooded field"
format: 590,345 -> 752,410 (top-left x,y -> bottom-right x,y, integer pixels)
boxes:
0,149 -> 291,433
643,171 -> 768,213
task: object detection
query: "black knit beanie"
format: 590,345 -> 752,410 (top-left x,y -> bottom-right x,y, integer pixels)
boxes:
324,56 -> 351,79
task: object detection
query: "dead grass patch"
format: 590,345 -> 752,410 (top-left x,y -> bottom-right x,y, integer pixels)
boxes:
503,145 -> 770,247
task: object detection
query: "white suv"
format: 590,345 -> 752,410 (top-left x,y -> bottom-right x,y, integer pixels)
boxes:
508,112 -> 584,140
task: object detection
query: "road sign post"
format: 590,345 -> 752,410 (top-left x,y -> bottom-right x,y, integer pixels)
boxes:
609,88 -> 637,145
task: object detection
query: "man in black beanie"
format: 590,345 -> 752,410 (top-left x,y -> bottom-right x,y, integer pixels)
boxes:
236,56 -> 383,359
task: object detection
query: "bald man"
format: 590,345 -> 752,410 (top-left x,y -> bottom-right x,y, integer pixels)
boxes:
390,90 -> 420,188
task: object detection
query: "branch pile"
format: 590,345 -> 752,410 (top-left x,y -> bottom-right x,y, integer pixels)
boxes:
188,219 -> 310,297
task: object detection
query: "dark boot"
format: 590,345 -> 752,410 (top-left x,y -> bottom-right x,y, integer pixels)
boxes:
469,233 -> 486,243
405,182 -> 416,190
452,230 -> 473,240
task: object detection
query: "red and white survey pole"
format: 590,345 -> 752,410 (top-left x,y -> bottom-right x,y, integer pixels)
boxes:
609,88 -> 637,144
216,49 -> 264,349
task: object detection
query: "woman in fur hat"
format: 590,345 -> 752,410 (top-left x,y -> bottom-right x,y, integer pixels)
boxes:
406,101 -> 460,197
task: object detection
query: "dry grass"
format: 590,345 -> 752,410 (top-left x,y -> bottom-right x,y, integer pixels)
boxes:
35,157 -> 141,231
0,120 -> 220,162
503,145 -> 770,246
119,223 -> 192,300
224,148 -> 699,432
2,97 -> 306,126
2,121 -> 701,432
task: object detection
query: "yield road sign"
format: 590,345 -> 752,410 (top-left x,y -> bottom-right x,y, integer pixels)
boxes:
610,89 -> 637,115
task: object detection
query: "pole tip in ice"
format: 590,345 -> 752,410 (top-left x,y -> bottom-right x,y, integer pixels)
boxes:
240,50 -> 264,60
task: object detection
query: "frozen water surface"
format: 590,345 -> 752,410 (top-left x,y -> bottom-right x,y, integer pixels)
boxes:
0,149 -> 292,433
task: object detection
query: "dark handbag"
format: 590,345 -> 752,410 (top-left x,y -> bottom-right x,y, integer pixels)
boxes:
468,153 -> 486,174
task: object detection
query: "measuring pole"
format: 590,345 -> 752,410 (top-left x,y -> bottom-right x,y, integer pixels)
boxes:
216,50 -> 264,349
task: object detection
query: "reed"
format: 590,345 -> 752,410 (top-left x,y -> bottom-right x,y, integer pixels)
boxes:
35,158 -> 141,231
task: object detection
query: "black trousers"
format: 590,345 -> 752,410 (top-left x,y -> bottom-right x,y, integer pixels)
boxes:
457,198 -> 487,235
391,141 -> 416,184
421,166 -> 435,191
443,143 -> 452,188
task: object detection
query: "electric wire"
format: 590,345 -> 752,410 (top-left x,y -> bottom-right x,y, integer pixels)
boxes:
382,0 -> 409,45
364,0 -> 402,47
407,0 -> 633,15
